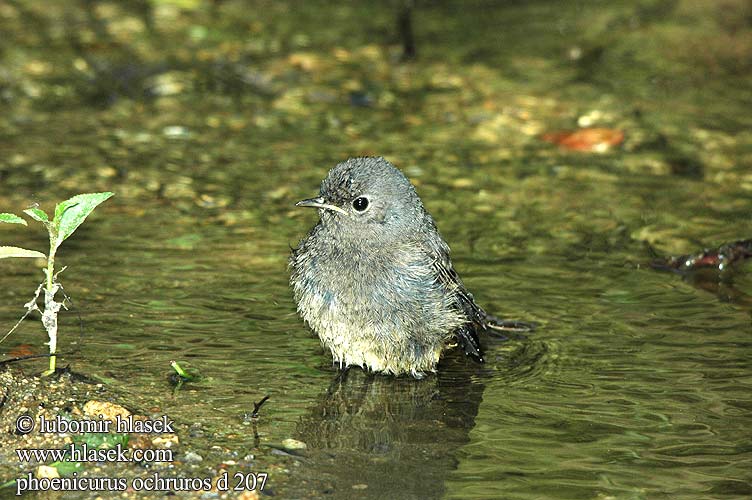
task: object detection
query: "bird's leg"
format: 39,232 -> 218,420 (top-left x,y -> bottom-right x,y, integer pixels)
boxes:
326,364 -> 352,394
456,324 -> 484,363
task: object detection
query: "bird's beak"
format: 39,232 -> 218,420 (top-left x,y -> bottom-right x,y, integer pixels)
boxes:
295,196 -> 348,216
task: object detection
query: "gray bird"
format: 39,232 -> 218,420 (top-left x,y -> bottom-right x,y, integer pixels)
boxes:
290,157 -> 531,378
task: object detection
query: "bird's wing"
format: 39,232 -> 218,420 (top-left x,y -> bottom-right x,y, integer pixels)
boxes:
432,252 -> 487,325
425,231 -> 537,363
434,252 -> 538,335
427,239 -> 487,363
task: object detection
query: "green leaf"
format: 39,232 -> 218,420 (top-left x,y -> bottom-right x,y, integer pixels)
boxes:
23,207 -> 49,224
53,199 -> 80,225
0,213 -> 27,225
50,458 -> 83,476
53,192 -> 114,247
0,246 -> 46,259
72,431 -> 129,449
0,479 -> 17,490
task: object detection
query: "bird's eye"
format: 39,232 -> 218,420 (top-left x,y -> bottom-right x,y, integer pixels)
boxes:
352,197 -> 369,212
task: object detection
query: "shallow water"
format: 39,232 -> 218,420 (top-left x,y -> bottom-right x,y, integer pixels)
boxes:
1,0 -> 751,498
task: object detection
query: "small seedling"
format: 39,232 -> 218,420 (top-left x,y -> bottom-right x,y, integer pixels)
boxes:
170,360 -> 190,380
169,360 -> 202,391
1,192 -> 114,375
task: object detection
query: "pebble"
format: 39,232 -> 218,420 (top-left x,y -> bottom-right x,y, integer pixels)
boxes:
83,400 -> 131,422
182,451 -> 204,463
281,438 -> 307,450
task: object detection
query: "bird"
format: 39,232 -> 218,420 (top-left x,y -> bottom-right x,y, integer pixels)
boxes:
289,157 -> 532,378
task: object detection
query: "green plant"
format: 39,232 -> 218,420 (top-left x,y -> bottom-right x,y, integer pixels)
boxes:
1,192 -> 114,375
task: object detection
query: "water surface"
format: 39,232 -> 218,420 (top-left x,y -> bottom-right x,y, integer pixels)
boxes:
1,1 -> 750,498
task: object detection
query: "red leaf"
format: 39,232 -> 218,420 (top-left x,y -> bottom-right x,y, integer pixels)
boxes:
9,344 -> 35,357
542,127 -> 624,152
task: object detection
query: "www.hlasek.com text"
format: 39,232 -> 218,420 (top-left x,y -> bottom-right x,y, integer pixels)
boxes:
16,443 -> 173,464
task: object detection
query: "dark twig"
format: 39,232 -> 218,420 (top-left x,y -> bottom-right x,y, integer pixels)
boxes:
244,395 -> 271,447
0,353 -> 53,367
251,395 -> 270,418
397,0 -> 416,60
0,350 -> 80,368
651,238 -> 752,273
0,390 -> 8,414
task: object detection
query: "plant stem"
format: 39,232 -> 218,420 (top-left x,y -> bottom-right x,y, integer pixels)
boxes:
42,241 -> 57,376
